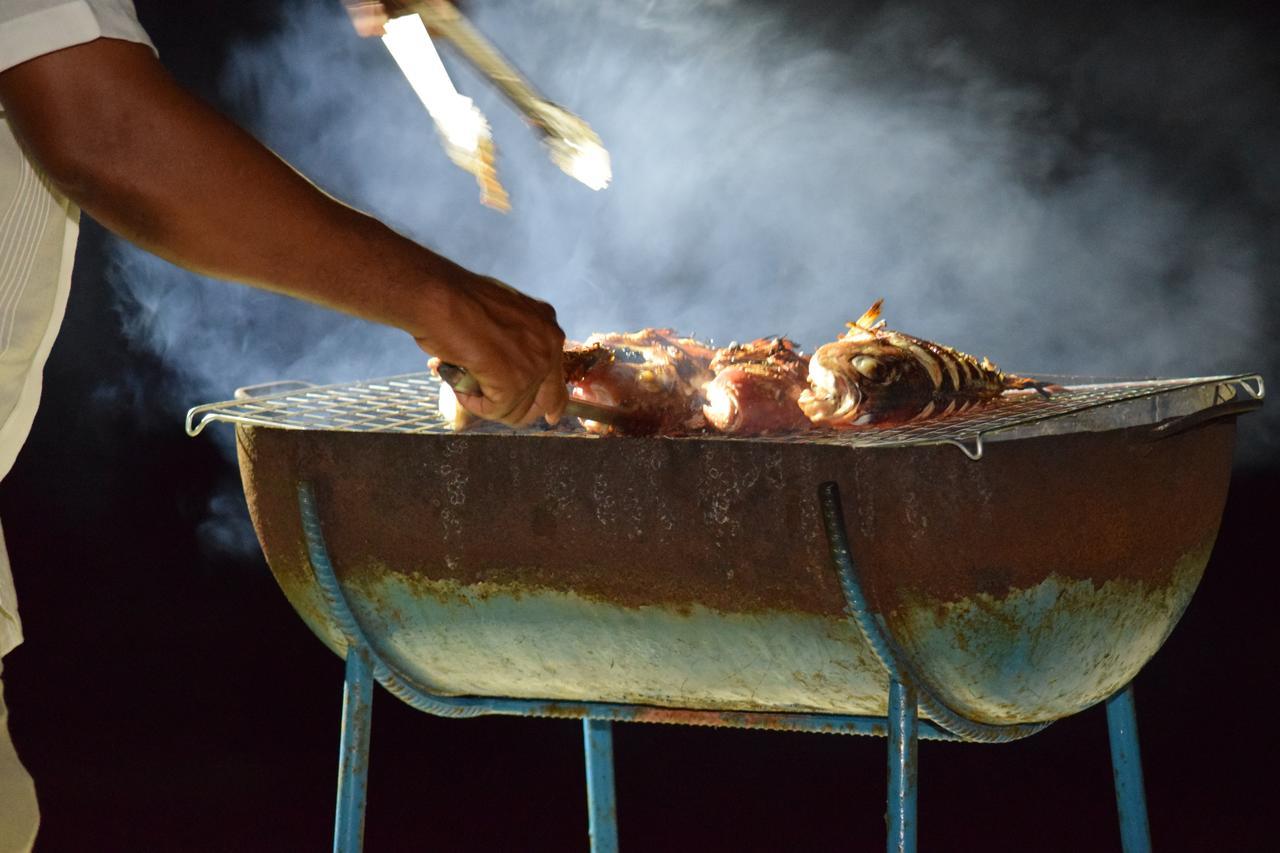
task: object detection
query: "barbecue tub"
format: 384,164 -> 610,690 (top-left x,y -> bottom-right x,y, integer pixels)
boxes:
187,371 -> 1263,851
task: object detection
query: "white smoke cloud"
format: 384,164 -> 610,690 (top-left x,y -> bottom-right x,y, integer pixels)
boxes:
106,0 -> 1276,552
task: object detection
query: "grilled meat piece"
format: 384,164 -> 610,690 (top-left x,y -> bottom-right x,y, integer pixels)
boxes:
562,342 -> 613,384
434,303 -> 1042,435
800,300 -> 1031,428
566,328 -> 715,435
703,337 -> 812,434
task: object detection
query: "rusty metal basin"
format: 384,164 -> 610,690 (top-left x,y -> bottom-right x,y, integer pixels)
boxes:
232,400 -> 1239,725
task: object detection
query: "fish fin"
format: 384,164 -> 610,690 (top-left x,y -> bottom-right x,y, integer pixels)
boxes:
1004,374 -> 1056,399
846,298 -> 885,332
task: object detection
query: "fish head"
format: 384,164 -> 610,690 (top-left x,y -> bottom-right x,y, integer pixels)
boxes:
803,340 -> 925,426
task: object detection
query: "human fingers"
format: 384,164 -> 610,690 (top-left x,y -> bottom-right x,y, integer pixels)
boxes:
480,297 -> 563,425
497,379 -> 543,427
509,364 -> 568,428
342,1 -> 389,37
452,374 -> 538,426
533,361 -> 568,425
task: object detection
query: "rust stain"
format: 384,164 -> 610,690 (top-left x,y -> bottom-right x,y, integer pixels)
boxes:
239,420 -> 1234,620
234,418 -> 1237,722
238,428 -> 851,618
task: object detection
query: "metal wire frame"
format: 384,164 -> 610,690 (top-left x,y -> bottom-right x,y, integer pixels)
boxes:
818,482 -> 1052,744
296,480 -> 961,739
294,477 -> 1096,853
188,372 -> 1263,460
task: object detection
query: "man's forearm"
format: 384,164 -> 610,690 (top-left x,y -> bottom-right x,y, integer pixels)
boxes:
0,34 -> 571,425
0,38 -> 462,337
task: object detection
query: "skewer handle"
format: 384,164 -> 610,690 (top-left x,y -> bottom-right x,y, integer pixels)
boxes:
435,362 -> 480,395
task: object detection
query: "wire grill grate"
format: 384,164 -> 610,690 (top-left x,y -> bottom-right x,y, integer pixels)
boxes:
186,372 -> 1263,458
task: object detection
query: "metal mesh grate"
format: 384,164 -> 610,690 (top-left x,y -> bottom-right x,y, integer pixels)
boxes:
778,374 -> 1263,457
186,375 -> 447,436
187,372 -> 1263,458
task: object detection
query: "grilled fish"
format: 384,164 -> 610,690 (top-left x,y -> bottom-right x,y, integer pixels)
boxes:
565,329 -> 715,435
799,300 -> 1037,428
703,337 -> 812,434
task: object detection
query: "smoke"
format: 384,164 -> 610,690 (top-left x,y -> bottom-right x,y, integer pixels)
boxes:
107,0 -> 1277,550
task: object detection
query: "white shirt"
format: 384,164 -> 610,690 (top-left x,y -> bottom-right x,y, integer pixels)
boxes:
0,0 -> 154,657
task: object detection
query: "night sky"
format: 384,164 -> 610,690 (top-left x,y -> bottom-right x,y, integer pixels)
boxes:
1,1 -> 1276,850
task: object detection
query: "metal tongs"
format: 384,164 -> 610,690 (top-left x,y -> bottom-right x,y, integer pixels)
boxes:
409,0 -> 612,191
435,362 -> 639,429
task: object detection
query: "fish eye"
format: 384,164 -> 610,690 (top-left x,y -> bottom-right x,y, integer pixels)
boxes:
852,355 -> 881,378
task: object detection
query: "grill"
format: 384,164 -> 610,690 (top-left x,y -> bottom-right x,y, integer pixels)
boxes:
190,370 -> 1263,852
187,371 -> 1262,458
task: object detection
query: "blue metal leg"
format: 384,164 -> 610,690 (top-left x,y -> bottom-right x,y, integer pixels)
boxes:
1106,684 -> 1152,853
334,648 -> 374,853
887,679 -> 918,853
583,718 -> 619,853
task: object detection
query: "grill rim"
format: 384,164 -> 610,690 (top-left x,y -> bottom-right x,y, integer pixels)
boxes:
185,371 -> 1264,459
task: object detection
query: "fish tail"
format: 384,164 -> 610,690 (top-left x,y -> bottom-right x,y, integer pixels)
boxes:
1004,374 -> 1055,399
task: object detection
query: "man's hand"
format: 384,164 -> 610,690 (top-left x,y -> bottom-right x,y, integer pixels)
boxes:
343,1 -> 392,37
335,0 -> 566,425
424,277 -> 567,426
344,1 -> 434,37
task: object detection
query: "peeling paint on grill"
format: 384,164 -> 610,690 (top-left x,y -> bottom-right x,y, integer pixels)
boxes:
235,415 -> 1237,725
344,576 -> 889,714
888,550 -> 1210,723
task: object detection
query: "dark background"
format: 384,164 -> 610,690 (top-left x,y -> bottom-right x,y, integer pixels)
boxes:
2,1 -> 1276,850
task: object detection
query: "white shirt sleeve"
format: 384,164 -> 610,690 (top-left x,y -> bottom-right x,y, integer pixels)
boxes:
0,0 -> 156,74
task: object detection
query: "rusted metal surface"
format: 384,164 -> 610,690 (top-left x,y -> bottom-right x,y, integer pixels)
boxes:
235,416 -> 1237,724
859,423 -> 1234,723
237,427 -> 850,616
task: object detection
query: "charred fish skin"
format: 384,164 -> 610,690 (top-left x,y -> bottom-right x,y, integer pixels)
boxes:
799,299 -> 1015,428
